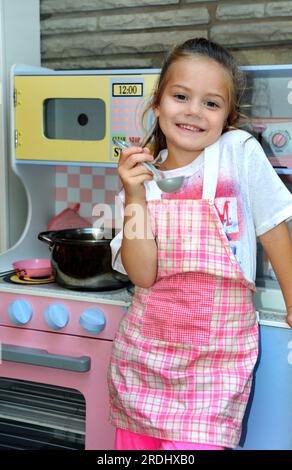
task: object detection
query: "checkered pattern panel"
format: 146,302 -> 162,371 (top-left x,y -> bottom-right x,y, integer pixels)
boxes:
55,165 -> 121,225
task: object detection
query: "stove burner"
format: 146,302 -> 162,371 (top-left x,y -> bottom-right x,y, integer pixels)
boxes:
3,274 -> 55,285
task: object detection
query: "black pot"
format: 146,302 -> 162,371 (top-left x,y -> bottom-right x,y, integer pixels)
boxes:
38,228 -> 129,291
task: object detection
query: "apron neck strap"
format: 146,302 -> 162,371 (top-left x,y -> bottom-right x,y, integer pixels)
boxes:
202,140 -> 220,201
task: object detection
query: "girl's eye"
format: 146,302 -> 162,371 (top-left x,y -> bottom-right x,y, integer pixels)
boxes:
205,100 -> 219,108
174,94 -> 187,102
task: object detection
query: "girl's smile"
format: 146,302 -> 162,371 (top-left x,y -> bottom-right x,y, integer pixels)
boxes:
176,123 -> 205,133
154,57 -> 230,168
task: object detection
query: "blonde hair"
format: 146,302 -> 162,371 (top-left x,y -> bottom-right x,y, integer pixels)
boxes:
143,37 -> 246,157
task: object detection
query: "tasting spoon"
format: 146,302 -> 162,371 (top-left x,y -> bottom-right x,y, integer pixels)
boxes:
113,138 -> 184,193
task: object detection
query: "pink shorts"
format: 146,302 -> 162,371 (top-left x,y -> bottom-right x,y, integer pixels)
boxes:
115,429 -> 224,450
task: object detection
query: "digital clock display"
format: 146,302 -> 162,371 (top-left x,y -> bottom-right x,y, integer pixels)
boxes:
112,83 -> 143,97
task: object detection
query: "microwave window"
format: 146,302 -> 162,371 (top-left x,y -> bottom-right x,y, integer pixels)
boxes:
44,98 -> 106,141
242,74 -> 292,119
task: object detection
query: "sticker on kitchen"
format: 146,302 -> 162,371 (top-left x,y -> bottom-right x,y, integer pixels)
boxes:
112,136 -> 126,160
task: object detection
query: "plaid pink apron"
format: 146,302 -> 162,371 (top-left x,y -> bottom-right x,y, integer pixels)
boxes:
108,141 -> 258,448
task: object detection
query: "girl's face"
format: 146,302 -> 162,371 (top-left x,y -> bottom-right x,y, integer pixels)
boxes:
154,57 -> 231,165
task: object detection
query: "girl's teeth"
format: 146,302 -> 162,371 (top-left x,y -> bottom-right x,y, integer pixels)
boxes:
179,124 -> 201,131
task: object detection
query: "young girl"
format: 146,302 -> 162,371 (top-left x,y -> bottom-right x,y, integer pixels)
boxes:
108,37 -> 292,450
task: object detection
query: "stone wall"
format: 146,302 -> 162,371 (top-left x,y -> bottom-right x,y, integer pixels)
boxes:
40,0 -> 292,70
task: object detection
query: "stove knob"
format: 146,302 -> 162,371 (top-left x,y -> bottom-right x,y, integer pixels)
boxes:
79,307 -> 106,334
272,132 -> 287,148
44,303 -> 69,330
8,299 -> 33,325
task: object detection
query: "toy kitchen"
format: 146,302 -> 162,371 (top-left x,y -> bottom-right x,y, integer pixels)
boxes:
0,58 -> 159,455
0,3 -> 292,452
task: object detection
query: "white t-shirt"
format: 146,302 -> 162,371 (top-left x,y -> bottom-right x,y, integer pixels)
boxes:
111,129 -> 292,283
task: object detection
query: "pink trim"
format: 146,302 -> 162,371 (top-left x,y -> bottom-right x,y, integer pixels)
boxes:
115,429 -> 224,450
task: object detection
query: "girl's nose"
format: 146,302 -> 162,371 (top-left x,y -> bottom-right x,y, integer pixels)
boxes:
186,100 -> 201,116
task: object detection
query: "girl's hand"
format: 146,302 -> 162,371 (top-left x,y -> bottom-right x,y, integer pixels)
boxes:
118,146 -> 154,201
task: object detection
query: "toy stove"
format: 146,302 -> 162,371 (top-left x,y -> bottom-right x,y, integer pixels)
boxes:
0,275 -> 132,450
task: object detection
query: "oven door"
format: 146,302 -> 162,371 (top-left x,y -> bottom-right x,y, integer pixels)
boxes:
0,377 -> 85,450
0,326 -> 115,450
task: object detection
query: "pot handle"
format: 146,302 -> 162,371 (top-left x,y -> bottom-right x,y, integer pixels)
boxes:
38,231 -> 54,246
112,271 -> 129,283
0,269 -> 18,278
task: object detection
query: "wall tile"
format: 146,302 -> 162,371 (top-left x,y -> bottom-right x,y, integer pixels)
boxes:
41,0 -> 179,14
211,21 -> 292,46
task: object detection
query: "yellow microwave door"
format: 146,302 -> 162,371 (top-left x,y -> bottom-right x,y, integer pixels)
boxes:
14,75 -> 111,164
14,73 -> 158,164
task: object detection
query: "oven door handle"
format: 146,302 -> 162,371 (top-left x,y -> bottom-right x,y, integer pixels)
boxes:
1,344 -> 91,372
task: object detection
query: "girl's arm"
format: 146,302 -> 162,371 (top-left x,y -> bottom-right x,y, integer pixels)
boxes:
121,196 -> 157,288
118,145 -> 158,288
259,221 -> 292,327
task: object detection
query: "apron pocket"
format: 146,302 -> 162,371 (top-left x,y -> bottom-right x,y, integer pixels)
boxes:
141,272 -> 216,346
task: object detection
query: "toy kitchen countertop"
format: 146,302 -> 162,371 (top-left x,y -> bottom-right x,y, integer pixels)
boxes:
0,276 -> 289,324
0,276 -> 133,307
255,278 -> 291,328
